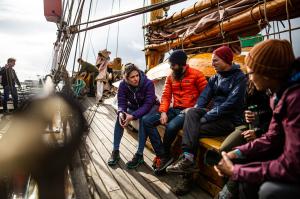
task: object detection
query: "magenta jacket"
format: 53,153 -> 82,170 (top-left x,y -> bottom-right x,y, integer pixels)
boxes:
232,83 -> 300,184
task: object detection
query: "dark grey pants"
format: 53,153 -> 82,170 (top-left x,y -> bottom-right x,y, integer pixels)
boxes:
239,181 -> 300,199
182,108 -> 235,154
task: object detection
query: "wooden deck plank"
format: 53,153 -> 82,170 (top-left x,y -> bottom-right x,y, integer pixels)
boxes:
85,103 -> 160,183
88,130 -> 152,199
87,99 -> 157,166
83,104 -> 164,198
80,144 -> 112,199
81,97 -> 211,199
88,116 -> 164,187
70,151 -> 93,199
88,129 -> 161,199
89,111 -> 160,183
150,181 -> 178,199
85,137 -> 123,194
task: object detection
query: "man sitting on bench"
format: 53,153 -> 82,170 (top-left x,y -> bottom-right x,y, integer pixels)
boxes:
167,46 -> 247,174
142,50 -> 207,174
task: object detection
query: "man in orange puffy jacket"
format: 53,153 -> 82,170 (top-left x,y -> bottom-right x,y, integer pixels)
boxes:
142,50 -> 207,174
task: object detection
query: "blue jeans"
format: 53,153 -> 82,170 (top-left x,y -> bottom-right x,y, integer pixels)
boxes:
3,85 -> 18,112
113,106 -> 158,155
143,108 -> 185,156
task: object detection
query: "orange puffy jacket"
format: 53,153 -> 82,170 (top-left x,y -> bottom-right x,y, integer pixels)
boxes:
159,65 -> 207,113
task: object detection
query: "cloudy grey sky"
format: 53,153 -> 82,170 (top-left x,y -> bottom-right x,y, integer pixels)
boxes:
0,0 -> 192,81
0,0 -> 299,81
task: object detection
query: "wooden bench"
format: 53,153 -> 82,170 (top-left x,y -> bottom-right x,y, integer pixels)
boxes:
143,125 -> 226,197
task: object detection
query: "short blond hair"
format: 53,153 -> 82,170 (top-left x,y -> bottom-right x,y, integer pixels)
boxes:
7,57 -> 16,63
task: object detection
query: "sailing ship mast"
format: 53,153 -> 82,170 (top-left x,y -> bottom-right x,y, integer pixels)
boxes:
145,0 -> 166,70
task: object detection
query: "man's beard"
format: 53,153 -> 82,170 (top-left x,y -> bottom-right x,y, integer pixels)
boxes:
172,68 -> 184,80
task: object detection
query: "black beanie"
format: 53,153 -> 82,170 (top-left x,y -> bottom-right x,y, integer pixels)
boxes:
169,50 -> 187,66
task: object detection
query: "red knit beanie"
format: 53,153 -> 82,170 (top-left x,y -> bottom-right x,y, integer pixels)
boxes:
213,46 -> 233,65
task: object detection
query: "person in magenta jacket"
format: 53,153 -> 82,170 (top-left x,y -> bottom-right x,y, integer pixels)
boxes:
215,39 -> 300,199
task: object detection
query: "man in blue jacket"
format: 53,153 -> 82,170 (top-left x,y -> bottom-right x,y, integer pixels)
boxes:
167,46 -> 247,175
108,63 -> 159,169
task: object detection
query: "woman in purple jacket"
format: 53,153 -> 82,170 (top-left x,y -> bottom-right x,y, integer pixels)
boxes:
214,39 -> 300,199
108,63 -> 159,169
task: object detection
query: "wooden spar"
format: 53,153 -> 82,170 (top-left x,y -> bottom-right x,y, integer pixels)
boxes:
150,0 -> 165,21
145,0 -> 227,27
145,0 -> 300,52
146,0 -> 166,70
145,49 -> 165,70
165,0 -> 238,30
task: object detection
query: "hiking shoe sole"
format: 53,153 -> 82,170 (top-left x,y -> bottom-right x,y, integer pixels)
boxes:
108,157 -> 120,166
126,159 -> 144,169
166,166 -> 199,174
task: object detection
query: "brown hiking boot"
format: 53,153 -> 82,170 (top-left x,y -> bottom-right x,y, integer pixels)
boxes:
171,174 -> 193,196
166,157 -> 199,174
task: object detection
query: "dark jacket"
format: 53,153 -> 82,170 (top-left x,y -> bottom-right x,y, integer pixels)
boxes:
117,71 -> 159,119
79,60 -> 98,73
233,71 -> 300,184
245,86 -> 272,136
0,66 -> 21,87
196,64 -> 247,125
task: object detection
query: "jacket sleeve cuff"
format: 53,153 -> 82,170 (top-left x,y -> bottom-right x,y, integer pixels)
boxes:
158,107 -> 168,113
231,164 -> 242,181
234,145 -> 249,157
131,112 -> 138,120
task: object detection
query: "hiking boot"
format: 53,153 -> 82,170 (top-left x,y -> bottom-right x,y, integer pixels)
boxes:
166,157 -> 199,174
154,155 -> 174,175
126,153 -> 144,169
171,174 -> 192,196
108,150 -> 120,166
217,181 -> 238,199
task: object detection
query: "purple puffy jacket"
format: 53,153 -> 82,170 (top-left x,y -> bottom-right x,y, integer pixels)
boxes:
117,71 -> 159,119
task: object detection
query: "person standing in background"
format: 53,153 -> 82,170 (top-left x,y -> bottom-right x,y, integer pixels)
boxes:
0,58 -> 21,113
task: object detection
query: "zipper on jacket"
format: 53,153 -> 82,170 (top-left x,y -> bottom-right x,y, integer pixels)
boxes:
127,84 -> 140,108
134,93 -> 139,108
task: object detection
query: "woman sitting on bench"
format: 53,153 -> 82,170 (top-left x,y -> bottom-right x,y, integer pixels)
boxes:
215,39 -> 300,199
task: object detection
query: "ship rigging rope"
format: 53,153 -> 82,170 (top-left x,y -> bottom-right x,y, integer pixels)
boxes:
276,21 -> 281,39
142,0 -> 147,47
70,0 -> 187,34
181,25 -> 300,51
106,0 -> 116,49
54,0 -> 85,81
80,0 -> 94,60
63,1 -> 85,65
116,0 -> 121,57
286,0 -> 293,46
71,34 -> 80,77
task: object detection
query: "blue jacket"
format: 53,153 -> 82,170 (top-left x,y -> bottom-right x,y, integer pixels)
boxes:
117,71 -> 159,119
197,64 -> 247,125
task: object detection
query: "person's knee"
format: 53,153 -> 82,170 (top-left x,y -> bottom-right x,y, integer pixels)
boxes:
186,108 -> 197,116
259,182 -> 279,199
141,113 -> 159,127
166,119 -> 183,133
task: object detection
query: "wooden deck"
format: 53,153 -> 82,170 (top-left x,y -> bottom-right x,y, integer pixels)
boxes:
78,97 -> 212,199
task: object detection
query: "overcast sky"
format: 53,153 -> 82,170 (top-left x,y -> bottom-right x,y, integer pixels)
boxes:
0,0 -> 193,81
0,0 -> 299,81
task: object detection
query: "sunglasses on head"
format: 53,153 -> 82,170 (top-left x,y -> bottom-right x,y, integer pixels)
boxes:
245,71 -> 254,77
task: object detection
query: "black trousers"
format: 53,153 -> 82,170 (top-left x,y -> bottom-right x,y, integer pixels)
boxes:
182,108 -> 235,154
239,181 -> 300,199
